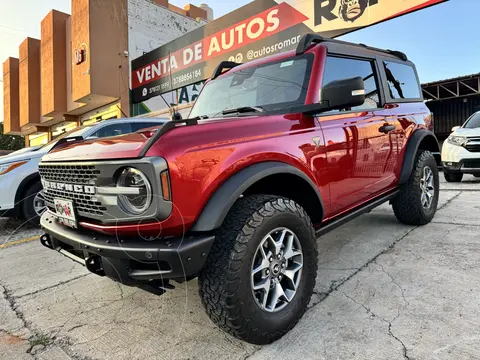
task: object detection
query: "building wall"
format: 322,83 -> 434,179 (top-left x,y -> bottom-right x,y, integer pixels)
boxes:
89,0 -> 129,100
71,0 -> 91,103
128,0 -> 205,61
65,17 -> 82,114
41,10 -> 69,119
19,38 -> 41,129
3,0 -> 209,141
426,95 -> 480,138
3,58 -> 20,134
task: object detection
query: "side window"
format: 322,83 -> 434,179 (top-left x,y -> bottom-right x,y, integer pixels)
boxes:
91,123 -> 132,138
383,61 -> 421,99
322,56 -> 380,112
131,122 -> 161,132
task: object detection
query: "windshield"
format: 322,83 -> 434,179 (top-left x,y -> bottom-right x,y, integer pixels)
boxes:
40,125 -> 93,151
189,55 -> 312,118
464,112 -> 480,129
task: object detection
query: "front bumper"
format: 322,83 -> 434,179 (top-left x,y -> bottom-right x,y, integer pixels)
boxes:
442,159 -> 480,174
442,141 -> 480,174
40,211 -> 214,285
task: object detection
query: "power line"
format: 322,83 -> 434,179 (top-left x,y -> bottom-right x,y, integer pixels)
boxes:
0,23 -> 23,32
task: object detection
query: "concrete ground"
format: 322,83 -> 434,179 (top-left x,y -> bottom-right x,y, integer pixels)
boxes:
1,174 -> 479,360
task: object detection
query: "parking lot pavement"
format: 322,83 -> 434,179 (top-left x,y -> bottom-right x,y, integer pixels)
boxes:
0,217 -> 43,248
0,175 -> 479,360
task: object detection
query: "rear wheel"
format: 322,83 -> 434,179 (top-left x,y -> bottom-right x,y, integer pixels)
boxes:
444,172 -> 463,183
198,195 -> 318,345
392,151 -> 439,225
21,182 -> 46,226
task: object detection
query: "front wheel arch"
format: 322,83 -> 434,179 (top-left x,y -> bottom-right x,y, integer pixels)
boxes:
190,162 -> 324,232
13,173 -> 41,215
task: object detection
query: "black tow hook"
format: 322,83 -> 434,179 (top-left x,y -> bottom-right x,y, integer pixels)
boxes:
85,256 -> 105,276
138,279 -> 175,296
40,234 -> 53,249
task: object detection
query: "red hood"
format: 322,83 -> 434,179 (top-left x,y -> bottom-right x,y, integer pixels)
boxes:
41,131 -> 152,162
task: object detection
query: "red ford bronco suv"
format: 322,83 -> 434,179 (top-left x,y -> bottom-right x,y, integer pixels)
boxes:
39,34 -> 440,344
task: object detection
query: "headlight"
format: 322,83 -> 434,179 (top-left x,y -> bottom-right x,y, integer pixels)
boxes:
447,135 -> 467,147
116,167 -> 152,215
0,161 -> 28,175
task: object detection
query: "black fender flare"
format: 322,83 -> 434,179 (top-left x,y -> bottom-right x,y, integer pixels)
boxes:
399,129 -> 440,185
190,161 -> 324,232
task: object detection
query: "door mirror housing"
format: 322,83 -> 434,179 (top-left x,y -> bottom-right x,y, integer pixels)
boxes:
451,126 -> 460,132
295,76 -> 366,115
320,76 -> 366,111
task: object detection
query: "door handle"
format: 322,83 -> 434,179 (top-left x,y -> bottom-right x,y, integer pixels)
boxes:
379,124 -> 396,134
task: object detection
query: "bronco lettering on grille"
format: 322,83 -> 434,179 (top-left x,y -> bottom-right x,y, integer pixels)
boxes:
42,180 -> 95,194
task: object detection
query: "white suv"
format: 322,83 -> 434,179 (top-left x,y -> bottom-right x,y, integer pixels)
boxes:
0,118 -> 167,224
442,111 -> 480,182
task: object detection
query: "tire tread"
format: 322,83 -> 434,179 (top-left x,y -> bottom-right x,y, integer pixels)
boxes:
198,195 -> 317,344
392,150 -> 438,225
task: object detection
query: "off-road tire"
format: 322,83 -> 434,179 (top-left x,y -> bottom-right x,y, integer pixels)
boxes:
444,172 -> 463,183
21,181 -> 43,226
392,151 -> 439,225
198,195 -> 318,345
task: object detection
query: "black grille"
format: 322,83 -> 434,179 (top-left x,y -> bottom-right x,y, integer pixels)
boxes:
39,164 -> 100,185
465,144 -> 480,153
39,164 -> 105,217
463,161 -> 480,169
42,189 -> 107,216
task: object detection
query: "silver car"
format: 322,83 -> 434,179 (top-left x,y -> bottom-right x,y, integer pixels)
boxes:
0,118 -> 168,225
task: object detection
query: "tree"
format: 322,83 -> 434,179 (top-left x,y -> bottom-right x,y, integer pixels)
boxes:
0,122 -> 25,150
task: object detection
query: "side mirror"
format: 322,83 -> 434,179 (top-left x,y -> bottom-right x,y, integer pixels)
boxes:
451,126 -> 460,132
320,76 -> 366,111
171,111 -> 183,121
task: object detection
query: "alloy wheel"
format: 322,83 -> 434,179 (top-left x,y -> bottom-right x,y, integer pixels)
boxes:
33,191 -> 47,217
251,227 -> 303,313
420,166 -> 435,209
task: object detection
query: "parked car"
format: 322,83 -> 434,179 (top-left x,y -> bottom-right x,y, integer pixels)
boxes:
0,118 -> 168,225
0,146 -> 42,158
442,111 -> 480,182
38,34 -> 440,344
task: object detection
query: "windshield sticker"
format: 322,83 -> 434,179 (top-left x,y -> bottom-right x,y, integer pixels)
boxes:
280,61 -> 294,68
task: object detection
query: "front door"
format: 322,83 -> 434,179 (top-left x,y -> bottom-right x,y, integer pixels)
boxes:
318,55 -> 395,216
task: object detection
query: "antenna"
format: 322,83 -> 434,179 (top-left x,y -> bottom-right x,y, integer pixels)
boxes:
160,94 -> 171,110
168,50 -> 182,120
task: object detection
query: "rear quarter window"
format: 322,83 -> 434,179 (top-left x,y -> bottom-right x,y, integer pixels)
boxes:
383,61 -> 421,100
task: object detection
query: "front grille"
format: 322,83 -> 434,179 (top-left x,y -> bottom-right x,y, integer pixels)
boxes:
463,160 -> 480,169
42,190 -> 107,216
39,164 -> 100,184
39,164 -> 106,217
465,144 -> 480,153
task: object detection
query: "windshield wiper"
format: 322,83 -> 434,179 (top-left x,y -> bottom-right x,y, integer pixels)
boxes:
222,106 -> 264,115
188,115 -> 209,121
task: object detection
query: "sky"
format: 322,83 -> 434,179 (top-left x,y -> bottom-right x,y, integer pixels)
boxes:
0,0 -> 478,122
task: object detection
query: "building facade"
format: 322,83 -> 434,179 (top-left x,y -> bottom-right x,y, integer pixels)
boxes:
422,73 -> 480,138
3,0 -> 209,146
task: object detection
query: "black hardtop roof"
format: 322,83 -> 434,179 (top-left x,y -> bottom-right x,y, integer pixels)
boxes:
296,33 -> 409,63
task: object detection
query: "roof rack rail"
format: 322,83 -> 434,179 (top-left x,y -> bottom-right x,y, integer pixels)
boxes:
212,61 -> 242,79
296,33 -> 408,61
